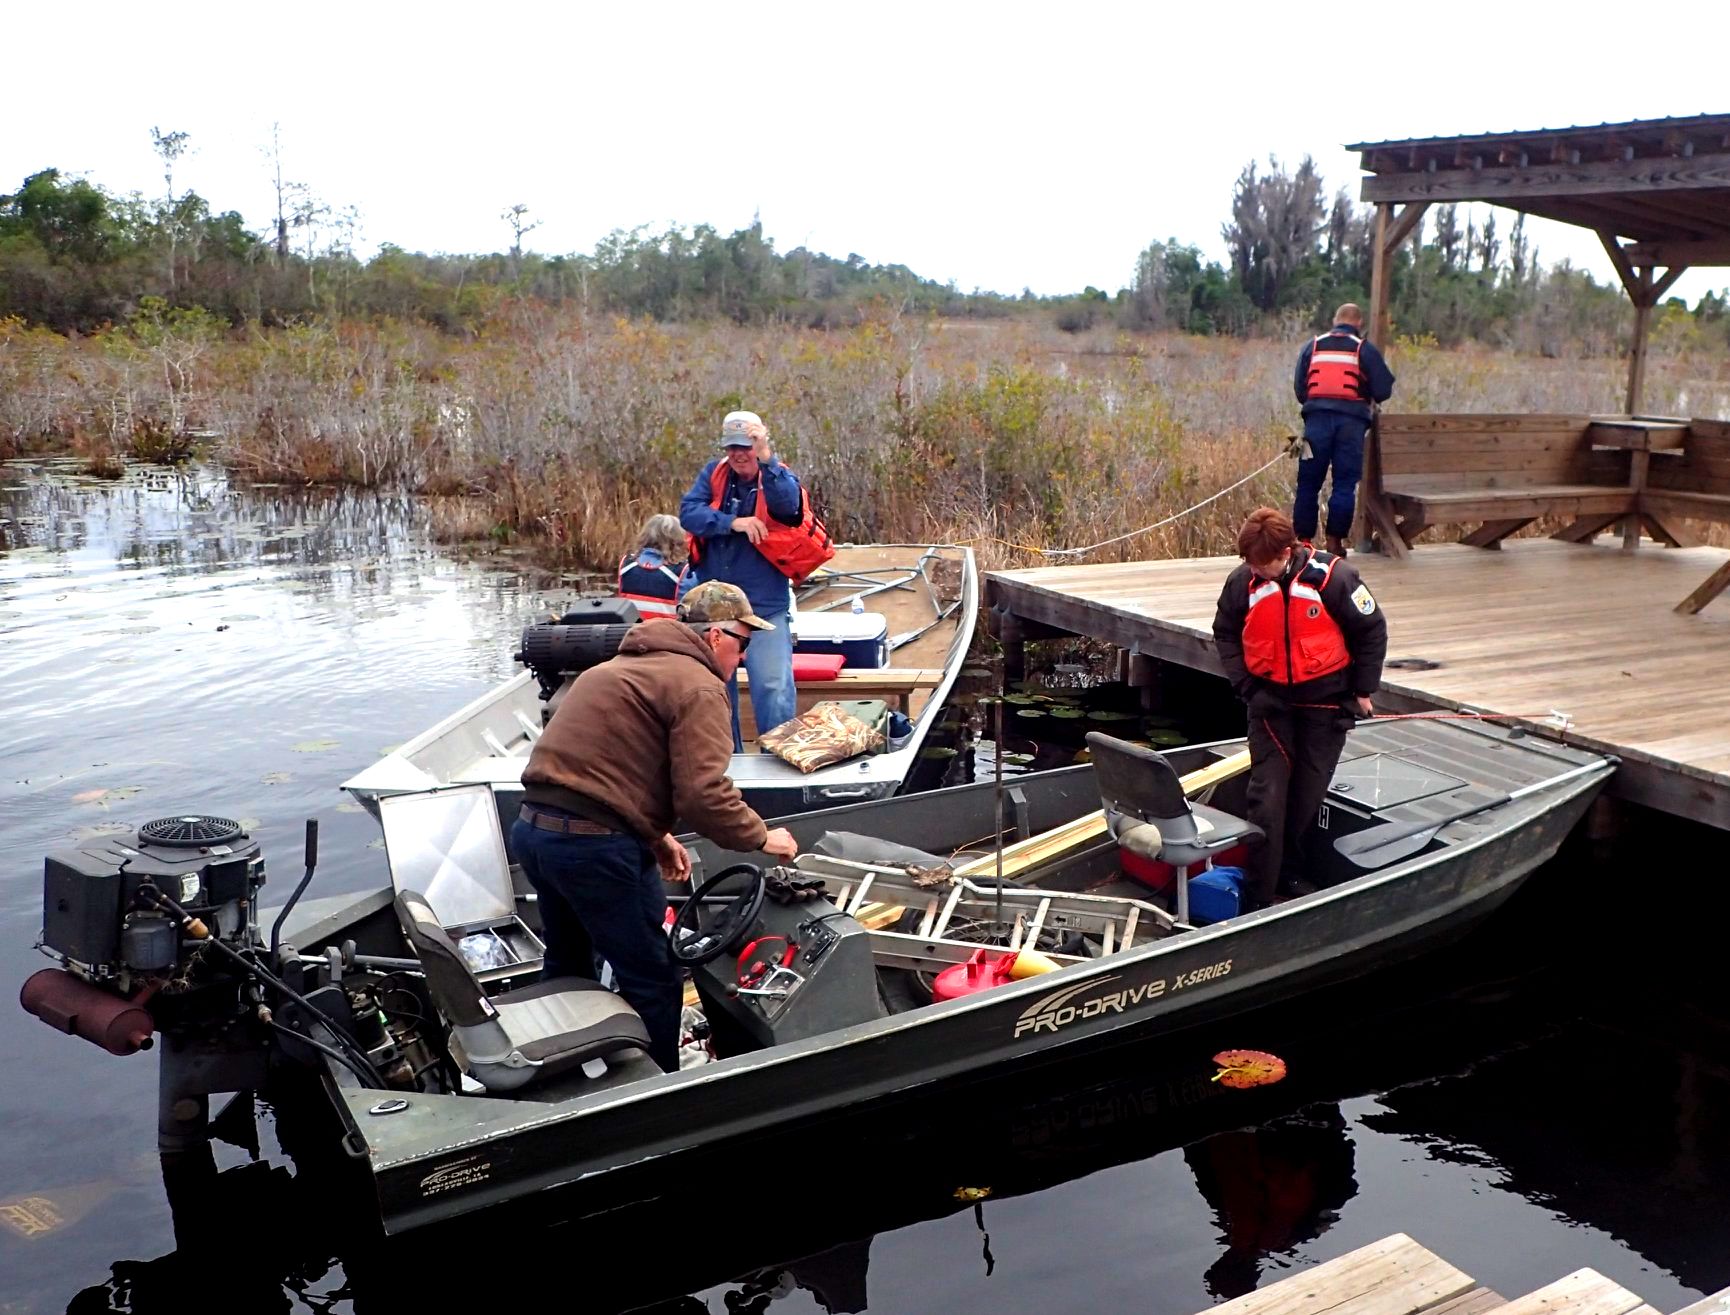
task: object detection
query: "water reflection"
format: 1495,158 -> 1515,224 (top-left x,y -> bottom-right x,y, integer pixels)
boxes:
1186,1107 -> 1357,1299
0,458 -> 574,1312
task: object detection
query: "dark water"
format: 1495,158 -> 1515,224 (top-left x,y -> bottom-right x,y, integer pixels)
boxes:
4,460 -> 1729,1314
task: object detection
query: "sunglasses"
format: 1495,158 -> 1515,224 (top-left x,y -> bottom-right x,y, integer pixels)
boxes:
722,625 -> 753,652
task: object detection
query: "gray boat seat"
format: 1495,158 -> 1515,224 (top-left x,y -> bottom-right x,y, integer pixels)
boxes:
394,890 -> 651,1092
1086,733 -> 1262,922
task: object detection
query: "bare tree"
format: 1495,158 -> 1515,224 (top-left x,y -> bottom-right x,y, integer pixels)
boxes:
262,123 -> 291,264
286,183 -> 330,300
1479,213 -> 1500,274
1433,204 -> 1462,271
150,127 -> 192,289
502,204 -> 541,277
1222,156 -> 1325,312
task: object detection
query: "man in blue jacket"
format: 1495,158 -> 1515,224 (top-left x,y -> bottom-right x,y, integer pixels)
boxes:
680,409 -> 803,748
1293,304 -> 1395,557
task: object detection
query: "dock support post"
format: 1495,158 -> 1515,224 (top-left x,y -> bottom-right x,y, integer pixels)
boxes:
1126,652 -> 1161,712
994,607 -> 1026,681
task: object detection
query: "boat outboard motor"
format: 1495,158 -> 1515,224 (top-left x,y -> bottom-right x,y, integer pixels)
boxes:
514,596 -> 641,702
23,815 -> 267,1057
22,815 -> 438,1162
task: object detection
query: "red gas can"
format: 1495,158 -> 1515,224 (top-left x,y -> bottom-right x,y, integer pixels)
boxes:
931,948 -> 1019,1002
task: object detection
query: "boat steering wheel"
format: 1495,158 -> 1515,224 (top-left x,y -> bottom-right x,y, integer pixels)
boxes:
668,864 -> 767,966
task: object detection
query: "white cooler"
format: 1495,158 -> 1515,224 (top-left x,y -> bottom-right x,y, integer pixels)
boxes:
790,612 -> 890,669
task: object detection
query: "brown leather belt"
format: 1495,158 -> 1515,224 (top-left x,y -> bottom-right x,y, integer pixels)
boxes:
518,805 -> 616,836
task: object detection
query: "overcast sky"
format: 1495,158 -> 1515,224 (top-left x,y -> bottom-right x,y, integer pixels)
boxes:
9,2 -> 1728,306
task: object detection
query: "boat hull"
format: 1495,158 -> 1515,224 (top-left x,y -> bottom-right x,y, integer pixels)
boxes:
299,752 -> 1608,1233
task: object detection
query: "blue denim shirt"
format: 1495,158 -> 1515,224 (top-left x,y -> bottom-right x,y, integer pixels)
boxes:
678,457 -> 803,616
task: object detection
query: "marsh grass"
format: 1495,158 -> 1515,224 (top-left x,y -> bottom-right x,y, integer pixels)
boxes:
4,311 -> 1727,562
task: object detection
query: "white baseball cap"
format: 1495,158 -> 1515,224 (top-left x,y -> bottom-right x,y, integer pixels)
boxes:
720,410 -> 764,447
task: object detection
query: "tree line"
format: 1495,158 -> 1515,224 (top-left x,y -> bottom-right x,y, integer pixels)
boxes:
3,136 -> 1727,355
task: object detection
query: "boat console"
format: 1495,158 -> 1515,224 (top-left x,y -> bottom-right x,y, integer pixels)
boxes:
683,867 -> 885,1057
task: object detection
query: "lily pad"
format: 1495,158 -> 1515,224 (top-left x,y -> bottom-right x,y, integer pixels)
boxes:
261,771 -> 293,785
71,821 -> 133,841
376,743 -> 403,756
919,747 -> 959,761
290,739 -> 340,753
1087,710 -> 1137,722
336,801 -> 367,814
1014,709 -> 1045,719
1000,751 -> 1034,765
1048,708 -> 1086,720
72,786 -> 142,807
1143,728 -> 1189,747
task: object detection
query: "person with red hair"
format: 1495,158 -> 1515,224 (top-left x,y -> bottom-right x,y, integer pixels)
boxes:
1212,507 -> 1388,912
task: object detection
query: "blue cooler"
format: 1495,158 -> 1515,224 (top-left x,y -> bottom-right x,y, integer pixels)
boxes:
1186,865 -> 1243,925
791,612 -> 890,669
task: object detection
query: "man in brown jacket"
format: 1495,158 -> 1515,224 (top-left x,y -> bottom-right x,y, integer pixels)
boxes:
512,580 -> 799,1070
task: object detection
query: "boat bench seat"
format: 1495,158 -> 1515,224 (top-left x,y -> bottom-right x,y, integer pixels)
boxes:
394,890 -> 651,1093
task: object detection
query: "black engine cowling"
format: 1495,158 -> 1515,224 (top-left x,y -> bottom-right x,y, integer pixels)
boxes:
41,815 -> 265,981
514,595 -> 641,699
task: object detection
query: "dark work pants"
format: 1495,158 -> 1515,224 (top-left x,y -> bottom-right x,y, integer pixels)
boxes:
1242,703 -> 1351,911
1294,412 -> 1370,540
509,821 -> 681,1072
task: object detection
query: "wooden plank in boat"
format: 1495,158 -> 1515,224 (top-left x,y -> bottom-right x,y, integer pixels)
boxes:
1493,1270 -> 1658,1315
951,749 -> 1252,880
1203,1233 -> 1475,1315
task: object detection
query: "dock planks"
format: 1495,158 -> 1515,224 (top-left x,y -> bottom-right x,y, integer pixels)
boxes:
1192,1235 -> 1706,1315
1208,1234 -> 1475,1315
988,538 -> 1730,830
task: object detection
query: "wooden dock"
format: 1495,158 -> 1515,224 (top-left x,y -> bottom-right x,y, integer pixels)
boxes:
1202,1233 -> 1724,1315
987,538 -> 1730,831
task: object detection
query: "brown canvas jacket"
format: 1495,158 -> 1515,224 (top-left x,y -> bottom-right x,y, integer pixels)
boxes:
521,621 -> 768,852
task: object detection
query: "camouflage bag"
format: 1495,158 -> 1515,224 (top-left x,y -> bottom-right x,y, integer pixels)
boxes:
760,701 -> 886,773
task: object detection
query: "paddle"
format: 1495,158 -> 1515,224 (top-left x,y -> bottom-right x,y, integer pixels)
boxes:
1334,758 -> 1610,869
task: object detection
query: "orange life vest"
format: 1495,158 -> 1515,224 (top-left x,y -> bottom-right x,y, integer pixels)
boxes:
688,463 -> 835,585
1242,551 -> 1350,684
616,553 -> 685,620
1305,332 -> 1367,402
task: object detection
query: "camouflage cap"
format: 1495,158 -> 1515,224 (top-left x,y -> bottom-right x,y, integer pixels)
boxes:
678,580 -> 775,630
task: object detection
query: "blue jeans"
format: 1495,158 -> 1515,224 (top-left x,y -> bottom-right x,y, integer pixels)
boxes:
1294,412 -> 1370,540
729,606 -> 795,749
509,821 -> 681,1072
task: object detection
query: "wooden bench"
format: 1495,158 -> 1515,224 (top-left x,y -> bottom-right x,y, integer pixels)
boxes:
1370,414 -> 1638,552
1365,412 -> 1730,613
736,667 -> 945,739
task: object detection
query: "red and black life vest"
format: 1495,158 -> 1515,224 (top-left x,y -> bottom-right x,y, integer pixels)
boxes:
1305,331 -> 1368,402
616,552 -> 685,620
1242,551 -> 1350,685
687,463 -> 835,585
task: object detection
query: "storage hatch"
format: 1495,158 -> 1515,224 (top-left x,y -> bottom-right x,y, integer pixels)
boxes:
1328,753 -> 1466,812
